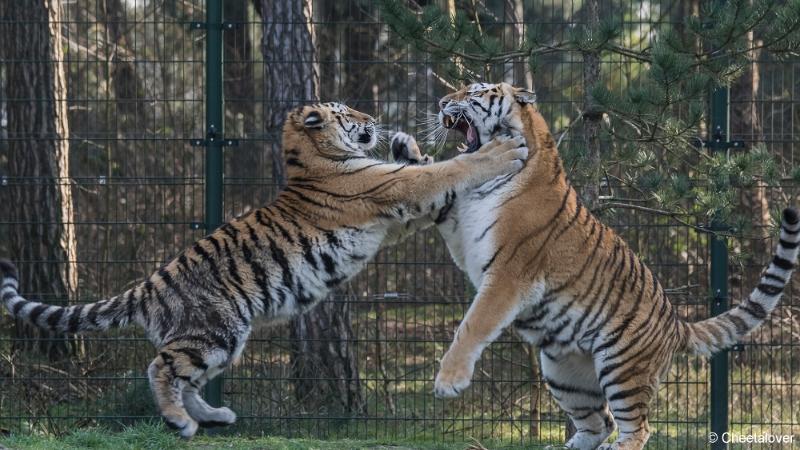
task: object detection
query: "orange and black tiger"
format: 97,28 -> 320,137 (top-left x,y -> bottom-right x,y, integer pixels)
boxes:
1,101 -> 528,438
390,82 -> 799,450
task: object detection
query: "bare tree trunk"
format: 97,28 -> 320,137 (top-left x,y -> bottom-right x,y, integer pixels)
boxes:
579,0 -> 602,211
260,0 -> 318,188
731,27 -> 770,285
226,0 -> 259,203
290,293 -> 364,414
103,0 -> 146,128
503,0 -> 533,89
259,0 -> 364,415
0,0 -> 78,360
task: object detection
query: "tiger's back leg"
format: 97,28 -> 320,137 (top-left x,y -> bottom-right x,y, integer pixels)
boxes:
541,350 -> 615,449
593,329 -> 676,450
148,341 -> 235,438
181,365 -> 237,428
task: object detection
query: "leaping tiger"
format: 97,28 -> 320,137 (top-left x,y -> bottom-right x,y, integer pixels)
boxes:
0,101 -> 528,438
390,82 -> 799,450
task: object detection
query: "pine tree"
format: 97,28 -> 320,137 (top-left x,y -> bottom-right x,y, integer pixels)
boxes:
378,0 -> 800,231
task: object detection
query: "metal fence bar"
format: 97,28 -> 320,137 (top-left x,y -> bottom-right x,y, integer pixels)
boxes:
709,83 -> 730,450
203,0 -> 225,409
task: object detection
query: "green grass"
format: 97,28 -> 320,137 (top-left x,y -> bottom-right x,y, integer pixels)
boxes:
0,422 -> 540,450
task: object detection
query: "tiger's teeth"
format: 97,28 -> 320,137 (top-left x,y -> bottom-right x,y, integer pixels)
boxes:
457,143 -> 467,152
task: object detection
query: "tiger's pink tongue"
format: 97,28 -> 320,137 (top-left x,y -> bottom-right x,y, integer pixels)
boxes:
467,125 -> 476,145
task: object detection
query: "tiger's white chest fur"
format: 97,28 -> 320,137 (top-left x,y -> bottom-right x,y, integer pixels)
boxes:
437,173 -> 515,286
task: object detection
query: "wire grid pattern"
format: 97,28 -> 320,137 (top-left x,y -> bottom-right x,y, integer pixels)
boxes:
0,0 -> 797,447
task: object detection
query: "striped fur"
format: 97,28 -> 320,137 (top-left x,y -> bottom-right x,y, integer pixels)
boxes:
391,83 -> 800,450
1,102 -> 528,438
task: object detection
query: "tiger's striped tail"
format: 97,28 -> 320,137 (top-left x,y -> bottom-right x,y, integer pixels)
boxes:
680,207 -> 800,356
1,259 -> 139,334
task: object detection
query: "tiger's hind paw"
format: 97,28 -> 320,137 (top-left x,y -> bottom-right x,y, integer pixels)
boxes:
164,415 -> 199,439
198,407 -> 237,428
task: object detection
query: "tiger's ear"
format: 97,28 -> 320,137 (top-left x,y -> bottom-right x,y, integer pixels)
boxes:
303,110 -> 325,128
513,88 -> 537,104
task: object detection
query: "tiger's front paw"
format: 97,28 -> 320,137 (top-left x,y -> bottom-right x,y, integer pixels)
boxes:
391,132 -> 433,165
465,135 -> 528,180
433,358 -> 474,398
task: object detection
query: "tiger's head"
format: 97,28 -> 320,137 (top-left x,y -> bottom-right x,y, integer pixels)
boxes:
438,82 -> 537,153
286,102 -> 378,158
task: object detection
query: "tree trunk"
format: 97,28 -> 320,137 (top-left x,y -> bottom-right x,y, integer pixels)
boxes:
503,0 -> 533,89
226,0 -> 259,203
731,26 -> 770,288
0,0 -> 78,360
579,0 -> 602,211
290,294 -> 364,414
103,0 -> 146,127
260,0 -> 318,188
259,0 -> 364,415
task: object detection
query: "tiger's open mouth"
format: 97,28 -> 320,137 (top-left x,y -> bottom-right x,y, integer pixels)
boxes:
442,115 -> 480,153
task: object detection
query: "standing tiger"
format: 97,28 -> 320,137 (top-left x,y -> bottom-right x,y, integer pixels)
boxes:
0,102 -> 528,438
389,83 -> 800,450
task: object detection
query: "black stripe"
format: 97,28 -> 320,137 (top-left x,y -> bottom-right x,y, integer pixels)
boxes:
781,224 -> 800,235
728,313 -> 749,335
756,282 -> 783,296
324,230 -> 341,248
284,187 -> 343,211
68,304 -> 84,332
86,300 -> 104,328
158,268 -> 191,305
779,238 -> 799,249
240,240 -> 272,310
148,282 -> 173,335
320,252 -> 337,275
608,386 -> 646,402
126,288 -> 137,324
221,241 -> 256,316
481,246 -> 504,273
475,219 -> 498,242
273,219 -> 296,244
205,236 -> 222,256
772,255 -> 794,270
173,347 -> 209,370
434,191 -> 455,224
3,290 -> 16,303
545,377 -> 603,398
298,234 -> 319,270
12,299 -> 26,316
266,234 -> 294,289
47,307 -> 65,330
138,290 -> 150,328
28,304 -> 49,325
739,299 -> 767,320
763,272 -> 786,284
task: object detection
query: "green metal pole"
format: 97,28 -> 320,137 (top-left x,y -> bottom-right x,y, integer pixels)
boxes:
204,0 -> 224,409
709,83 -> 729,450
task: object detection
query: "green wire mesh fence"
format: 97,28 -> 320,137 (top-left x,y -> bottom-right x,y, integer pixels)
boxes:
0,1 -> 798,448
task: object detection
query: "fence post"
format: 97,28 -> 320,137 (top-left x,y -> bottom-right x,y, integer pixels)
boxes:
708,83 -> 729,449
204,0 -> 225,409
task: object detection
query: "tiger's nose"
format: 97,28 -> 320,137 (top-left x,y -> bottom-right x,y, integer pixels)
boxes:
438,98 -> 449,110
